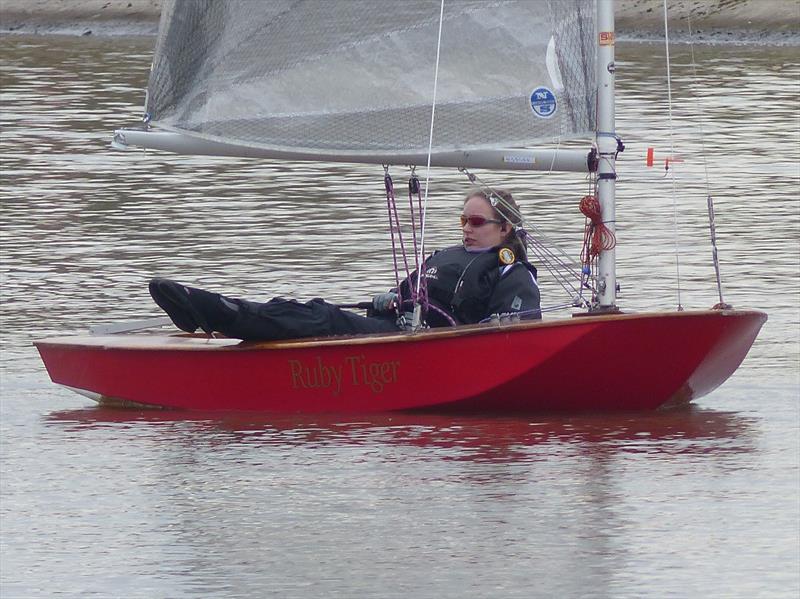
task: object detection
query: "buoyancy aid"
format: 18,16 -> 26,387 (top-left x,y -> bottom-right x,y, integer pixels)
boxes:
399,245 -> 538,327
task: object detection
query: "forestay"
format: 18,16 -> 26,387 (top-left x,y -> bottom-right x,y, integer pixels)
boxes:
146,0 -> 597,157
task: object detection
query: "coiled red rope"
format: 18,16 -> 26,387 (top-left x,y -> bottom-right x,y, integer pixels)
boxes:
580,194 -> 616,264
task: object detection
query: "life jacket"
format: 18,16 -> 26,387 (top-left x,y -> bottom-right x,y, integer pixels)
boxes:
399,245 -> 537,327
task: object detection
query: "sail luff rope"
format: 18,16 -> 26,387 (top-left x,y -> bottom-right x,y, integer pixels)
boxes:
413,0 -> 446,327
686,13 -> 726,307
663,0 -> 683,311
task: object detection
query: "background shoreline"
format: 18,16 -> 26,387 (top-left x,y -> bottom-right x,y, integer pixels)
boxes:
1,0 -> 798,45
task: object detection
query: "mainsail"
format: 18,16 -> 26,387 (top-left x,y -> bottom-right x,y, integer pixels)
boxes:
145,0 -> 597,157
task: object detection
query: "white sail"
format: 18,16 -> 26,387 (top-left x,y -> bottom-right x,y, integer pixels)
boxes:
145,0 -> 597,157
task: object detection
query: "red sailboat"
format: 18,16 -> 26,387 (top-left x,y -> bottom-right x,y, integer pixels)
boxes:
35,0 -> 766,412
36,310 -> 765,412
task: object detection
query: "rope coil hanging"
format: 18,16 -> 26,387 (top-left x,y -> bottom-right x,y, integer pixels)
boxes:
579,194 -> 616,262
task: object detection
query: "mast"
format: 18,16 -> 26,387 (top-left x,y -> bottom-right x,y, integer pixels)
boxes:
596,0 -> 617,308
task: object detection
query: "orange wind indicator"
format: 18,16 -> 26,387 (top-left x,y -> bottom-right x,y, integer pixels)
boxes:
645,148 -> 684,172
664,156 -> 684,172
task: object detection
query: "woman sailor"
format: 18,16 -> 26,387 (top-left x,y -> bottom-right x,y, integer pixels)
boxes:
149,189 -> 541,341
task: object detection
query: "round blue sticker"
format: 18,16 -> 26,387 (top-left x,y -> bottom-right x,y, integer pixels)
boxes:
530,87 -> 557,119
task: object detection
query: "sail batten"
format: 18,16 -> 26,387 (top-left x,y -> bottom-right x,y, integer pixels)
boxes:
146,0 -> 597,158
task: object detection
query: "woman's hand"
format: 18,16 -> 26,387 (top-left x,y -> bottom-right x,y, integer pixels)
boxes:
372,292 -> 398,314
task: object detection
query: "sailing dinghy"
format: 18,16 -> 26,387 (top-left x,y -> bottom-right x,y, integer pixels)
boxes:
35,0 -> 766,412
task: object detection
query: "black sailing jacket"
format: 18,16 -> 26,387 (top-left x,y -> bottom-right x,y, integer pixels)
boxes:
398,245 -> 541,327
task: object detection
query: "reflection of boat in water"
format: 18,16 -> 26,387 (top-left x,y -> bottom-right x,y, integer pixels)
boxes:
46,406 -> 757,461
34,0 -> 765,413
42,404 -> 760,598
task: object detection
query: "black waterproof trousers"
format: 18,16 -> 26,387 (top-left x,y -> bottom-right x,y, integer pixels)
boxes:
149,278 -> 399,342
220,297 -> 399,341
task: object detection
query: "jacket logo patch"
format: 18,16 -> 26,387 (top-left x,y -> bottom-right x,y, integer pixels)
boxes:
499,248 -> 515,265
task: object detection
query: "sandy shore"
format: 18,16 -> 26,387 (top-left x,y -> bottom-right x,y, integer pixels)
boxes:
1,0 -> 162,36
1,0 -> 798,44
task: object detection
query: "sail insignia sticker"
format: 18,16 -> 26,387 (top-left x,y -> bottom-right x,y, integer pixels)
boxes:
530,87 -> 557,119
503,154 -> 536,165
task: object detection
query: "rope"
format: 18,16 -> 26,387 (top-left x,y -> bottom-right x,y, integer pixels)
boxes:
663,0 -> 683,310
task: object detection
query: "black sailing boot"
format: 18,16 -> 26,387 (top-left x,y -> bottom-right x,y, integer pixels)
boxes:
149,278 -> 237,335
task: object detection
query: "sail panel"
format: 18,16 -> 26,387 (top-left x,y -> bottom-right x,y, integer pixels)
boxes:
146,0 -> 596,156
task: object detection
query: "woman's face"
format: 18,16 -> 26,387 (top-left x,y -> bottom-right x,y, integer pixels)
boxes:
461,195 -> 507,249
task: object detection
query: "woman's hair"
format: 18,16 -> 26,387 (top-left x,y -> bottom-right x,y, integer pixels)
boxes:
464,188 -> 528,260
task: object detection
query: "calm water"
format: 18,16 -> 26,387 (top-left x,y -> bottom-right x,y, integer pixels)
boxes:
1,35 -> 798,598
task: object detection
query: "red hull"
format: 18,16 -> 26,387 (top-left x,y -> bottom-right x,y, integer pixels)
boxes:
34,310 -> 766,413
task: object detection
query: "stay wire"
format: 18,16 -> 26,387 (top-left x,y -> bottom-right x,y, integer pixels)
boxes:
460,169 -> 576,267
687,13 -> 726,306
686,18 -> 712,199
459,168 -> 587,301
414,0 -> 446,324
663,0 -> 683,310
465,172 -> 588,293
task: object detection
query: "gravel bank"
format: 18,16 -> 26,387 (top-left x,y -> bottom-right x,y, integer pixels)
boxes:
1,0 -> 798,44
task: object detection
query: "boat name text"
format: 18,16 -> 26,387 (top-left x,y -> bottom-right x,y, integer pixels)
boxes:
288,355 -> 400,395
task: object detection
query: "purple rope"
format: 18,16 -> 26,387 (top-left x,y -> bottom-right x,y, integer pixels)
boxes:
386,173 -> 411,278
384,173 -> 404,306
416,177 -> 426,271
407,175 -> 432,316
408,257 -> 455,326
384,170 -> 457,328
426,303 -> 457,327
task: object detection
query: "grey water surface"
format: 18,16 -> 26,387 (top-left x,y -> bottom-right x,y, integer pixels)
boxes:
1,35 -> 798,598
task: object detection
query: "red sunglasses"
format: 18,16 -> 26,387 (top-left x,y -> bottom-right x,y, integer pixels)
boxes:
460,215 -> 502,227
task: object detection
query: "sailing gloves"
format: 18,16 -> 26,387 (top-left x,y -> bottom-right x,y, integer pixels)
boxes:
372,292 -> 398,314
